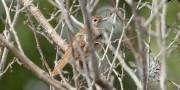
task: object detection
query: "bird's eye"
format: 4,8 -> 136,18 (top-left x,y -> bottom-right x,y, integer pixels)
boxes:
93,19 -> 97,22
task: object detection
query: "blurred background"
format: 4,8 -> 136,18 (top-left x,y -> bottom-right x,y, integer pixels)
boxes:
0,0 -> 180,90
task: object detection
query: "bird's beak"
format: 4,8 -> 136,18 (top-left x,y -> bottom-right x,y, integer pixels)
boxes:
101,17 -> 108,22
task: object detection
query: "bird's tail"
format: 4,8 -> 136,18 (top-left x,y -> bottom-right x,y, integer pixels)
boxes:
50,59 -> 68,76
51,48 -> 71,76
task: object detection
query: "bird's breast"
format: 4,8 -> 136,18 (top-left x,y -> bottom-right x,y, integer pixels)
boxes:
94,34 -> 104,53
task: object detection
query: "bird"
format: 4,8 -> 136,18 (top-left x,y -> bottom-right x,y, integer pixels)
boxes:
51,15 -> 107,76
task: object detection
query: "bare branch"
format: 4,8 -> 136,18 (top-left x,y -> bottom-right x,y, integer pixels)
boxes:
0,34 -> 75,90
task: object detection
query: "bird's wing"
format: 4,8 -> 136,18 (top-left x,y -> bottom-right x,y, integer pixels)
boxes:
51,28 -> 100,76
51,31 -> 87,76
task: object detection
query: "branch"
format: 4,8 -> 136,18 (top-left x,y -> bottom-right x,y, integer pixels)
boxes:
21,0 -> 69,51
160,0 -> 167,90
125,0 -> 147,89
0,34 -> 75,90
79,0 -> 113,90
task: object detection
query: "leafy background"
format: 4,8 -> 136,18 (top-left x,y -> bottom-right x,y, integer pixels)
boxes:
0,0 -> 180,90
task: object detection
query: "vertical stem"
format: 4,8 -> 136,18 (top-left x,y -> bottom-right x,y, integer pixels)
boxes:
131,0 -> 147,89
160,0 -> 167,90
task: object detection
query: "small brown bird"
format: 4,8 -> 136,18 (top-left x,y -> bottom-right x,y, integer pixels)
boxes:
51,16 -> 107,76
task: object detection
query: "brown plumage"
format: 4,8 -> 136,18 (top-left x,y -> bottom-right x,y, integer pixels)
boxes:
51,16 -> 107,76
